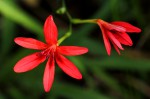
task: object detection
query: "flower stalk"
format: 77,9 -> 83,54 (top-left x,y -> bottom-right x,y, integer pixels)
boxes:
57,0 -> 141,55
71,19 -> 97,24
57,0 -> 97,45
58,24 -> 72,45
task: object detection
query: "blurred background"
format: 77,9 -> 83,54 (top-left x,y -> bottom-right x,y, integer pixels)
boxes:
0,0 -> 150,99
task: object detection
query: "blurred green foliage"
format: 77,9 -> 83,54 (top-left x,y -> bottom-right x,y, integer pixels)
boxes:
0,0 -> 150,99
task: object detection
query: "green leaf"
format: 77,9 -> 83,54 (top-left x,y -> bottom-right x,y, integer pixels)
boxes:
7,84 -> 26,99
83,56 -> 150,71
53,82 -> 112,99
0,0 -> 43,38
0,18 -> 16,61
0,49 -> 34,81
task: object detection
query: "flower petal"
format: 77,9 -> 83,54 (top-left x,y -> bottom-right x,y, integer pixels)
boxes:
97,19 -> 126,32
43,56 -> 55,92
107,31 -> 124,50
113,32 -> 133,46
57,46 -> 88,56
14,37 -> 47,50
111,21 -> 141,33
14,52 -> 46,73
112,42 -> 121,55
44,15 -> 58,45
56,54 -> 82,79
97,22 -> 111,55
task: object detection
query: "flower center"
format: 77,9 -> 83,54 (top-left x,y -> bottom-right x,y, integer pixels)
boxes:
39,44 -> 57,58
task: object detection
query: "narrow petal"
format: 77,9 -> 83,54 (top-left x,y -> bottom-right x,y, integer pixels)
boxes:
97,22 -> 111,55
106,23 -> 126,32
107,31 -> 124,50
57,46 -> 88,56
14,37 -> 47,50
113,32 -> 133,46
14,52 -> 46,73
44,15 -> 58,44
111,21 -> 141,33
56,54 -> 82,79
112,42 -> 121,55
97,19 -> 126,32
43,56 -> 55,92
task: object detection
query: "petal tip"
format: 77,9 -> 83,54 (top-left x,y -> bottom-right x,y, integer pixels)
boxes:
14,67 -> 21,73
106,49 -> 111,56
43,83 -> 52,93
107,53 -> 111,56
121,47 -> 124,50
86,48 -> 89,52
137,28 -> 142,33
129,43 -> 133,46
83,48 -> 89,54
14,37 -> 17,42
14,65 -> 25,73
44,15 -> 58,44
44,88 -> 50,93
14,37 -> 20,44
69,71 -> 82,80
76,74 -> 82,80
47,15 -> 53,20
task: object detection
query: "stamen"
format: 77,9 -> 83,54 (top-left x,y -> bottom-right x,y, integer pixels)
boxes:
39,45 -> 56,59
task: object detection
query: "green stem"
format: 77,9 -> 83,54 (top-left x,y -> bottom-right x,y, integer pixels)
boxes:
66,11 -> 72,21
71,19 -> 97,24
58,24 -> 72,45
57,0 -> 73,45
56,0 -> 66,14
57,0 -> 97,45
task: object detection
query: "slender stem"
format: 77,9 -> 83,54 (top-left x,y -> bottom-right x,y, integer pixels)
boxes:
58,0 -> 73,45
71,19 -> 97,24
62,0 -> 65,7
58,24 -> 72,45
57,0 -> 97,45
56,0 -> 66,14
66,11 -> 72,21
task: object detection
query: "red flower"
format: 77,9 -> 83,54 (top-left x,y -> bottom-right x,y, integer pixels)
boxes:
14,15 -> 88,92
97,19 -> 141,55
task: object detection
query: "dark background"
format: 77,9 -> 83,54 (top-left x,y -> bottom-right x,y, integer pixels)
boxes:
0,0 -> 150,99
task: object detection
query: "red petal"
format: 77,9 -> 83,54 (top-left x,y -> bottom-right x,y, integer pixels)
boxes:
14,52 -> 46,73
56,54 -> 82,79
97,22 -> 111,55
113,32 -> 133,46
107,31 -> 124,50
43,56 -> 55,92
44,15 -> 58,45
57,46 -> 88,56
111,21 -> 141,33
97,19 -> 126,32
14,37 -> 47,50
112,42 -> 121,55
